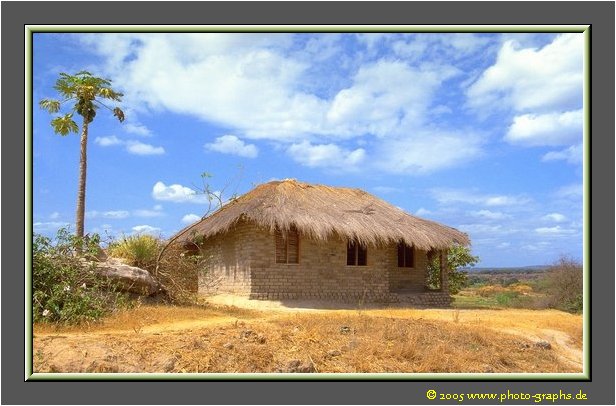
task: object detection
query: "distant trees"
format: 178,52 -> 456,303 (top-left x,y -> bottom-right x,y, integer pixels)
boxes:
40,71 -> 125,239
426,245 -> 479,294
543,256 -> 583,313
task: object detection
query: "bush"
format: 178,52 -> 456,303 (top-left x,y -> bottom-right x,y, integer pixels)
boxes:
33,228 -> 129,324
156,242 -> 212,304
543,256 -> 583,313
107,234 -> 162,272
426,245 -> 479,294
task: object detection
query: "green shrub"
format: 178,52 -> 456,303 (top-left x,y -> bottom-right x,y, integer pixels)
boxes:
426,245 -> 479,294
495,291 -> 519,306
107,234 -> 162,272
33,228 -> 129,324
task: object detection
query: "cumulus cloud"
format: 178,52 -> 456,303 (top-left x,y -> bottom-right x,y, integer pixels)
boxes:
95,135 -> 123,146
542,143 -> 583,164
542,213 -> 566,222
505,110 -> 582,146
132,225 -> 161,235
467,33 -> 584,113
126,140 -> 165,155
205,135 -> 258,158
287,141 -> 365,170
95,135 -> 165,155
181,213 -> 202,224
79,33 -> 487,176
152,181 -> 210,204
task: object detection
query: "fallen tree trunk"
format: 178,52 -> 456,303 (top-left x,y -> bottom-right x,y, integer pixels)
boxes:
95,259 -> 162,296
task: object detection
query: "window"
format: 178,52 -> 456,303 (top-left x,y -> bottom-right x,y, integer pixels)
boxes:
397,242 -> 414,268
347,239 -> 367,266
275,226 -> 299,264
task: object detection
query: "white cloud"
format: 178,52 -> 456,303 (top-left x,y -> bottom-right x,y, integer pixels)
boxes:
126,140 -> 165,155
152,181 -> 211,204
467,33 -> 583,113
458,223 -> 504,235
33,221 -> 70,232
496,242 -> 511,249
415,208 -> 432,217
49,212 -> 60,220
133,206 -> 164,217
95,135 -> 123,147
542,213 -> 566,222
86,210 -> 130,219
505,110 -> 582,146
80,33 -> 493,176
556,183 -> 583,199
542,143 -> 583,164
287,141 -> 365,170
95,135 -> 164,155
181,213 -> 202,224
205,135 -> 258,158
374,130 -> 483,174
535,225 -> 575,235
431,188 -> 530,207
124,123 -> 152,137
132,225 -> 161,235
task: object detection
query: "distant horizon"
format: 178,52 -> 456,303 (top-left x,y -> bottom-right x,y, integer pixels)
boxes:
32,30 -> 585,268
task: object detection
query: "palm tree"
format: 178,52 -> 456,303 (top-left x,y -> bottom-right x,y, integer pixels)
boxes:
40,71 -> 125,239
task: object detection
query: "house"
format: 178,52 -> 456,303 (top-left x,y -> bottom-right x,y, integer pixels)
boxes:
172,179 -> 470,306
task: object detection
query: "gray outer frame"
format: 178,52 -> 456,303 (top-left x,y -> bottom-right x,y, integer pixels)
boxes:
3,1 -> 614,404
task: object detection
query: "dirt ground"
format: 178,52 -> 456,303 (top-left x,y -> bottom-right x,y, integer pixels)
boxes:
32,295 -> 584,374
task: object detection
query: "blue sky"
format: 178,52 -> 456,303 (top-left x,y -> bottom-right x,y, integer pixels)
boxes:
32,32 -> 585,268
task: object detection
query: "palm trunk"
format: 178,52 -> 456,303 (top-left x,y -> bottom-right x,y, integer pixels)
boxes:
75,117 -> 89,239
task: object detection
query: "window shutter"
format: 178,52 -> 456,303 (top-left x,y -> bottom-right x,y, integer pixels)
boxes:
347,240 -> 356,265
287,228 -> 299,264
275,229 -> 287,263
357,244 -> 367,266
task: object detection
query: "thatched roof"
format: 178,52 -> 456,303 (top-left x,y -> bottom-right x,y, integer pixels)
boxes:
172,179 -> 469,250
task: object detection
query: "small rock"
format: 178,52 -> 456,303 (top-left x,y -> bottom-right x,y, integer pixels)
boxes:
162,358 -> 176,372
257,335 -> 266,344
534,340 -> 552,350
280,359 -> 315,373
327,350 -> 342,357
223,342 -> 234,350
339,326 -> 352,334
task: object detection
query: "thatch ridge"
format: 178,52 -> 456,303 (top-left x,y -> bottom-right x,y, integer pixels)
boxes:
172,179 -> 470,250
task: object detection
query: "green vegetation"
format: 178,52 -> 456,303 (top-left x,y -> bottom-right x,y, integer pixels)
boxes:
426,245 -> 479,294
454,256 -> 583,313
40,71 -> 125,238
108,234 -> 162,272
33,228 -> 129,324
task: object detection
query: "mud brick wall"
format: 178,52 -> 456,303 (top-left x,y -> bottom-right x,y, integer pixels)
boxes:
248,226 -> 391,301
388,248 -> 429,291
198,220 -> 451,305
198,221 -> 253,295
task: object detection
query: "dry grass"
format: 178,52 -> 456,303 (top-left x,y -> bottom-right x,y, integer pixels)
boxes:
33,304 -> 582,374
173,179 -> 469,250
